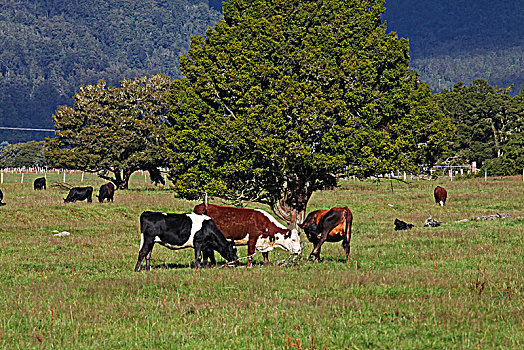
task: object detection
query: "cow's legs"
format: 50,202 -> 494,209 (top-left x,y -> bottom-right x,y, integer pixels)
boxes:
247,240 -> 257,267
194,246 -> 203,269
145,250 -> 152,271
262,252 -> 270,264
202,249 -> 216,267
135,235 -> 154,272
342,239 -> 350,264
309,244 -> 323,262
310,231 -> 329,262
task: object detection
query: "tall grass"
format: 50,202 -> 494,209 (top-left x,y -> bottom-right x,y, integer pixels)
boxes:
0,173 -> 522,348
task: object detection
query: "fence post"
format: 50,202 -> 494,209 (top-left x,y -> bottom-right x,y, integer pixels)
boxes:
484,169 -> 487,182
21,172 -> 24,184
63,171 -> 66,183
1,172 -> 2,184
81,171 -> 84,182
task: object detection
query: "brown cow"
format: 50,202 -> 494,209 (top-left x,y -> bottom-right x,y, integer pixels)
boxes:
298,207 -> 353,263
434,186 -> 447,206
193,202 -> 301,267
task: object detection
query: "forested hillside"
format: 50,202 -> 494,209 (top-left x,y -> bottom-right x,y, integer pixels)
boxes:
1,0 -> 523,145
384,0 -> 524,93
0,0 -> 221,143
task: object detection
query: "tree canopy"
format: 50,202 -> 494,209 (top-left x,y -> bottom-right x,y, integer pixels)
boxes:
45,74 -> 171,188
435,79 -> 524,174
166,0 -> 452,223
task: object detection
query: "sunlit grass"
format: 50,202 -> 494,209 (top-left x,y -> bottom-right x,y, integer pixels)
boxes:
0,173 -> 522,348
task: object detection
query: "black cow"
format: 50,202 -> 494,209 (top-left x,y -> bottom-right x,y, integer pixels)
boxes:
34,177 -> 46,190
135,211 -> 238,271
96,182 -> 115,203
394,218 -> 414,230
64,186 -> 93,203
0,188 -> 6,206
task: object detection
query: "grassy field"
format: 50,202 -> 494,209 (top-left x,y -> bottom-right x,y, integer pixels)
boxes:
0,172 -> 522,348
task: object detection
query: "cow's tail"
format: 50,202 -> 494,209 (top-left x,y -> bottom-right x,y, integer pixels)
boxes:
343,207 -> 352,262
204,192 -> 209,214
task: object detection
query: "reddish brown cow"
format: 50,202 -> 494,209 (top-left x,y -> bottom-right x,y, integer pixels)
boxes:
298,207 -> 353,263
434,186 -> 447,206
193,202 -> 301,267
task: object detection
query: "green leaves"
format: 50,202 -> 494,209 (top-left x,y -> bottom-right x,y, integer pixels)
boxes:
166,0 -> 451,217
45,74 -> 171,188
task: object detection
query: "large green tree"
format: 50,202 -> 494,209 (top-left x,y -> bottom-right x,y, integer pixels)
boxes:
166,0 -> 452,224
46,74 -> 171,189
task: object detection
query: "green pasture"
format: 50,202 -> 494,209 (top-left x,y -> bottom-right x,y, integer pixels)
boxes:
0,172 -> 522,348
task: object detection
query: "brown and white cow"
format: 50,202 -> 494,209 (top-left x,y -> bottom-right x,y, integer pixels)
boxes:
193,202 -> 302,267
298,207 -> 353,263
434,186 -> 447,206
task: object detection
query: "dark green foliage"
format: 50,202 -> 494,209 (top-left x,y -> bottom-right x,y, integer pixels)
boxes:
45,74 -> 171,189
0,0 -> 221,143
0,141 -> 46,168
435,79 -> 523,173
166,0 -> 452,221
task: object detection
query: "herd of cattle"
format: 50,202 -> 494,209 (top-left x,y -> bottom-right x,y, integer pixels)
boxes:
0,177 -> 449,270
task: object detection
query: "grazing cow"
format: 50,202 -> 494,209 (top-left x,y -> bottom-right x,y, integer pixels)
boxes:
298,207 -> 352,263
134,211 -> 237,271
63,186 -> 93,203
34,177 -> 46,190
434,186 -> 447,206
96,182 -> 115,203
193,202 -> 302,267
0,188 -> 5,206
394,218 -> 414,230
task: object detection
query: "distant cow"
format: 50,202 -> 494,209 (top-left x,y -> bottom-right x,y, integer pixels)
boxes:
434,186 -> 447,206
34,177 -> 46,190
96,182 -> 115,203
298,207 -> 353,263
0,188 -> 5,206
193,202 -> 302,267
394,218 -> 414,230
64,186 -> 93,203
134,211 -> 238,271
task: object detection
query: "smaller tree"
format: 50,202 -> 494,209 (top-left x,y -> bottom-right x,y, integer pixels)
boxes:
46,74 -> 171,189
0,141 -> 46,168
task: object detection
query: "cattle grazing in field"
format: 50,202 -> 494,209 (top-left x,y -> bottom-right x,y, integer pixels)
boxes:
434,186 -> 447,206
34,177 -> 46,190
134,211 -> 238,271
394,218 -> 414,230
193,201 -> 302,267
96,182 -> 115,203
0,188 -> 6,206
298,207 -> 353,263
63,186 -> 93,203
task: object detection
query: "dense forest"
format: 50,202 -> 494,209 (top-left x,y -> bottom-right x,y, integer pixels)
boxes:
1,0 -> 523,149
384,0 -> 524,93
0,0 -> 221,143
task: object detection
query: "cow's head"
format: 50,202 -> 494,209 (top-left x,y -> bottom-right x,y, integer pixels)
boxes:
274,228 -> 302,255
224,239 -> 238,262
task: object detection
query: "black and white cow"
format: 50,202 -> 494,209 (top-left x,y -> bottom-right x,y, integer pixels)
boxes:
0,188 -> 6,206
134,211 -> 238,271
63,186 -> 93,203
96,182 -> 115,203
34,177 -> 46,190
